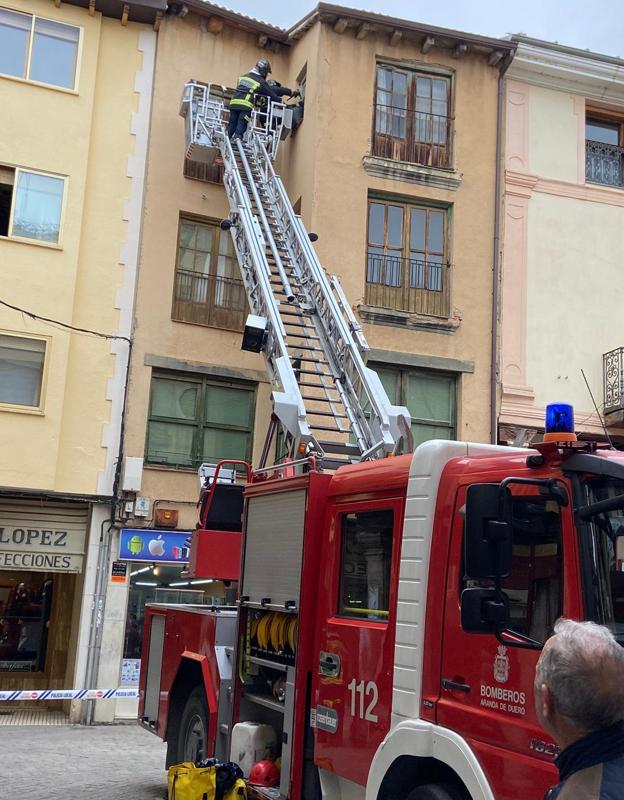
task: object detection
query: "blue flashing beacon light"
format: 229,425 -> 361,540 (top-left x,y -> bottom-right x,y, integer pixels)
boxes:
544,403 -> 577,443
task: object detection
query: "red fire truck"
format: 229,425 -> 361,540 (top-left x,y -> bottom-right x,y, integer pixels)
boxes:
138,421 -> 624,800
139,85 -> 624,800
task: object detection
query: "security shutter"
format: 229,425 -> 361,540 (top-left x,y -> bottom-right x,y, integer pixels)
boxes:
242,489 -> 306,608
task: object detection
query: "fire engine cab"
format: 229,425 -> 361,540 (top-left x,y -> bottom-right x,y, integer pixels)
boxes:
138,85 -> 624,800
139,405 -> 624,800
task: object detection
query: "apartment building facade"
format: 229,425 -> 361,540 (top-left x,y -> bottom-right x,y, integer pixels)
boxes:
499,37 -> 624,445
0,0 -> 158,718
109,3 -> 514,718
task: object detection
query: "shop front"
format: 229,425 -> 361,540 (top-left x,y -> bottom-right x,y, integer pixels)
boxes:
114,528 -> 229,718
0,500 -> 89,703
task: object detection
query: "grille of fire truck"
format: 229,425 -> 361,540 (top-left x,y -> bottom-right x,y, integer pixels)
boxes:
180,81 -> 412,468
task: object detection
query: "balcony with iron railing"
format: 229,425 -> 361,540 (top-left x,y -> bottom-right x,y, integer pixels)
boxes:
365,253 -> 451,318
372,104 -> 452,168
172,270 -> 246,331
586,140 -> 624,188
604,348 -> 624,422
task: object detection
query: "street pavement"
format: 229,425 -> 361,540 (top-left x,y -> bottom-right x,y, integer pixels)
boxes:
0,723 -> 168,799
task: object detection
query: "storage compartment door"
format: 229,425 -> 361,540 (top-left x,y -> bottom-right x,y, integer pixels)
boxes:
242,490 -> 306,609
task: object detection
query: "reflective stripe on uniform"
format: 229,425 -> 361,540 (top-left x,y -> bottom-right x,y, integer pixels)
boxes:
230,74 -> 261,110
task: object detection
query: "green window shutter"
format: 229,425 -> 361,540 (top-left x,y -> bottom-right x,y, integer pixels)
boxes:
406,372 -> 455,447
151,377 -> 198,419
202,382 -> 254,464
146,377 -> 199,467
146,421 -> 195,467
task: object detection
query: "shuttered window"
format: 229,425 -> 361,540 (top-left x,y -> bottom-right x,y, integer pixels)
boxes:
373,364 -> 456,448
145,373 -> 255,469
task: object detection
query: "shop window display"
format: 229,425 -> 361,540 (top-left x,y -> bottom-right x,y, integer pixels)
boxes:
122,563 -> 227,680
0,572 -> 53,672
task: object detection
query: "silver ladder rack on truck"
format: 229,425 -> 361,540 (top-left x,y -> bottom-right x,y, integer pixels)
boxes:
180,80 -> 412,468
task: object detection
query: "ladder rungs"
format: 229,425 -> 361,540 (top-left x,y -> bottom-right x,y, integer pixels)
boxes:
293,367 -> 332,376
307,409 -> 348,419
297,380 -> 337,390
309,423 -> 345,433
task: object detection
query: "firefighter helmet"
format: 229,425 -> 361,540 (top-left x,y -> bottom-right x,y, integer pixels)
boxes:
248,759 -> 280,787
255,58 -> 271,78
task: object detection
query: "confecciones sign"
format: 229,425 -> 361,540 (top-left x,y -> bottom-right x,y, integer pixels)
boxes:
0,523 -> 86,573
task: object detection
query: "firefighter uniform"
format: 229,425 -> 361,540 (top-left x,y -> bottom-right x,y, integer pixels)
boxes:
227,64 -> 289,140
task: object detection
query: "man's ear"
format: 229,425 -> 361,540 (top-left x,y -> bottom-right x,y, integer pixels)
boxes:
539,683 -> 555,722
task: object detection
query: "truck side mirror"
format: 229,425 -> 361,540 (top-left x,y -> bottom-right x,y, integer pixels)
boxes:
461,587 -> 510,632
464,483 -> 512,579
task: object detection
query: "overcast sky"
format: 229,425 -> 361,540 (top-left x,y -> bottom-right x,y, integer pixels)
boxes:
227,0 -> 623,59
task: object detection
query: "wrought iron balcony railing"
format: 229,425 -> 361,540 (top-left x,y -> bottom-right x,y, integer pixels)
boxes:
172,270 -> 246,331
604,347 -> 624,413
365,253 -> 451,318
586,139 -> 624,188
372,104 -> 452,168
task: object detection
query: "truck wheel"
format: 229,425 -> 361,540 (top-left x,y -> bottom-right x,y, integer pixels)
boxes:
177,686 -> 209,764
406,784 -> 466,800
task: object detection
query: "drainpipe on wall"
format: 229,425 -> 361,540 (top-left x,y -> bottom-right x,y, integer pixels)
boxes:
83,339 -> 133,725
490,51 -> 516,444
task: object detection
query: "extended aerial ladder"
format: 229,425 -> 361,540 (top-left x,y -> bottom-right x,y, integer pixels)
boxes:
180,81 -> 412,468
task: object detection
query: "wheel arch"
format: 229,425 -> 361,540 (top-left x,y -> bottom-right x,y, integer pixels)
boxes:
365,720 -> 495,800
165,652 -> 219,768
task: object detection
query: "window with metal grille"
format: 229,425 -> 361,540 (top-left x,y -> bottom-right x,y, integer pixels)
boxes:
586,114 -> 624,188
370,364 -> 456,448
366,198 -> 450,317
145,373 -> 255,469
172,216 -> 246,331
373,64 -> 452,167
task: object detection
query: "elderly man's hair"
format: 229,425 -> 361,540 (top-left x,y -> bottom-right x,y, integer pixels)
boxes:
536,619 -> 624,732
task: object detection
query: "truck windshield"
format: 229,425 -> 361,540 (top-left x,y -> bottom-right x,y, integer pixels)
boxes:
581,477 -> 624,643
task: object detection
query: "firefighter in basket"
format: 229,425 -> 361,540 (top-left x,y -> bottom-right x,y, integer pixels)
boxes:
227,58 -> 299,141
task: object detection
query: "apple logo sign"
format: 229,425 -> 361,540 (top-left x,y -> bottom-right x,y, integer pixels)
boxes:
149,536 -> 165,557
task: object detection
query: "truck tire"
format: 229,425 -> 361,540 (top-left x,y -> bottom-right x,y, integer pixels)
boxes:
177,685 -> 209,764
406,784 -> 466,800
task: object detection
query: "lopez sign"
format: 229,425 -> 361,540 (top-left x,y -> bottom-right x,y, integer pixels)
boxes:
0,506 -> 88,573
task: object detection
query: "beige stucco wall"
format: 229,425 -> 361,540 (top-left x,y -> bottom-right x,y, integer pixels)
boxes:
301,24 -> 499,443
501,64 -> 624,437
124,14 -> 281,525
126,13 -> 502,522
528,85 -> 581,184
526,191 -> 624,411
0,0 -> 147,494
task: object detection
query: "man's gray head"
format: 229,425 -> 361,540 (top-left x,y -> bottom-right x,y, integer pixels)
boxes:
536,619 -> 624,734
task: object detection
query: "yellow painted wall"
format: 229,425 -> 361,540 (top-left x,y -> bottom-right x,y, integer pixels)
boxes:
0,0 -> 144,493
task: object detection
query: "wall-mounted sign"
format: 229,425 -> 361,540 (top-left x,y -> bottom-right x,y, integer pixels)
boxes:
0,503 -> 88,573
120,658 -> 141,686
119,529 -> 192,563
110,561 -> 128,583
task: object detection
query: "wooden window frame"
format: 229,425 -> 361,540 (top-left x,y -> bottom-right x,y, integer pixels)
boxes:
372,62 -> 453,168
145,371 -> 256,470
365,196 -> 451,317
0,7 -> 82,92
171,215 -> 246,331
